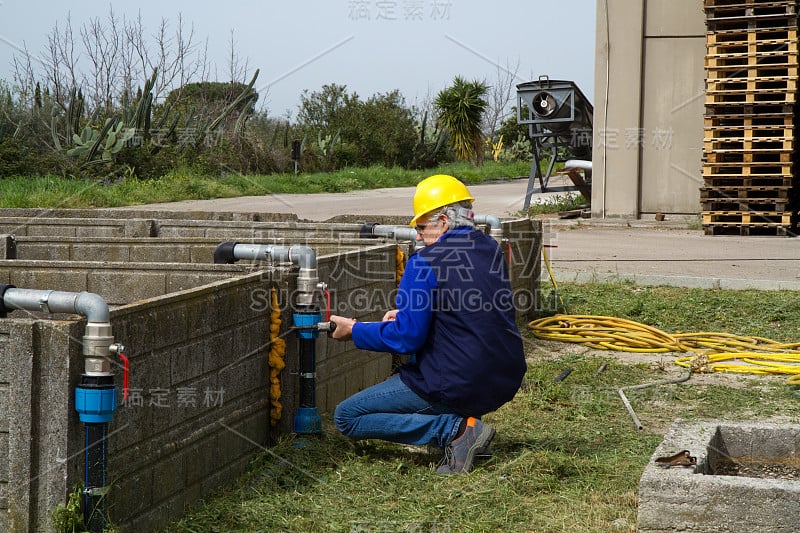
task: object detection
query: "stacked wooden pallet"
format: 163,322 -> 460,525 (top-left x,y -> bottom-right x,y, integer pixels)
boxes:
703,0 -> 798,235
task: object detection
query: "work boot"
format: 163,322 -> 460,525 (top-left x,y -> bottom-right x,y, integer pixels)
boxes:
436,417 -> 495,474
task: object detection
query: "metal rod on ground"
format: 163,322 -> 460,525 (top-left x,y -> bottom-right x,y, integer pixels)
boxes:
618,370 -> 692,430
554,368 -> 572,383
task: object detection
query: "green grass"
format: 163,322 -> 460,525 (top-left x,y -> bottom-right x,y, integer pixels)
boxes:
161,282 -> 800,533
0,161 -> 531,209
556,281 -> 800,342
526,192 -> 589,217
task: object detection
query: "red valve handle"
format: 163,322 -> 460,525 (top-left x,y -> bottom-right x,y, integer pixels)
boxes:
323,288 -> 331,321
118,352 -> 130,402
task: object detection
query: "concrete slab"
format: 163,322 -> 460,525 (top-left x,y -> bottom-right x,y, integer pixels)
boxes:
639,420 -> 800,532
545,225 -> 800,289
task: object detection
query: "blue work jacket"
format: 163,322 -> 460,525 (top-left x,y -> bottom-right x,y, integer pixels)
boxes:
352,226 -> 527,416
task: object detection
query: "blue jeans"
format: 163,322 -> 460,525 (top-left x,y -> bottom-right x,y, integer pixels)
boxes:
334,375 -> 464,448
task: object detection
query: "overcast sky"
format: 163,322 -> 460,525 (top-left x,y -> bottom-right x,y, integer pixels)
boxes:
0,0 -> 596,118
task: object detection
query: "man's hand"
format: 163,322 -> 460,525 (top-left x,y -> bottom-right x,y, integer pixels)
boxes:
382,309 -> 398,321
329,315 -> 357,341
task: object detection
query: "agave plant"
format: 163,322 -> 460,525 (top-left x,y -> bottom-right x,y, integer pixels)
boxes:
66,117 -> 135,164
435,76 -> 489,166
53,68 -> 260,168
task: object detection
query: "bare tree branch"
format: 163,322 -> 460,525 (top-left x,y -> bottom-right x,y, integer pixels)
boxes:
484,58 -> 521,138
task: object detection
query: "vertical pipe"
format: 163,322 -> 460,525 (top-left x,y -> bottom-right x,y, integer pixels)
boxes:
299,338 -> 316,408
293,309 -> 322,434
75,373 -> 116,533
84,423 -> 107,532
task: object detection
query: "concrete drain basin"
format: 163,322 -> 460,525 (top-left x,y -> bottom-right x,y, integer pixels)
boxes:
638,420 -> 800,532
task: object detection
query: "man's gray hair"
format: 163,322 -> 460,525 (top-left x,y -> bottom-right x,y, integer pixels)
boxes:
439,200 -> 475,228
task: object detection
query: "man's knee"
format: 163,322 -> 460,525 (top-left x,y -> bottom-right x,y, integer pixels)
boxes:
333,401 -> 355,437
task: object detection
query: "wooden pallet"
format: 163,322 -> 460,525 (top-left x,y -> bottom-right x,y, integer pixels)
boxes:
705,2 -> 797,18
707,14 -> 798,33
703,224 -> 794,236
703,160 -> 794,171
702,176 -> 794,188
706,55 -> 799,73
700,184 -> 793,200
701,198 -> 790,211
706,75 -> 798,90
704,124 -> 794,139
706,27 -> 798,46
703,137 -> 795,152
702,210 -> 793,224
707,36 -> 797,56
706,55 -> 798,73
704,149 -> 793,164
704,105 -> 797,119
705,0 -> 797,7
705,89 -> 796,105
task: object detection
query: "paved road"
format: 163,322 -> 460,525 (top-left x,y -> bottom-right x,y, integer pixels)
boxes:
546,224 -> 800,290
122,176 -> 800,290
122,176 -> 569,220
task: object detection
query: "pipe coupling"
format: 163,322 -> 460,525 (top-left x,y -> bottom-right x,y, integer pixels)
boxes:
296,268 -> 319,307
83,322 -> 114,374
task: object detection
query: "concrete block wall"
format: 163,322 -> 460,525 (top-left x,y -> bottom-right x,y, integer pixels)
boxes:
0,215 -> 373,242
504,218 -> 543,321
0,260 -> 248,305
107,272 -> 283,531
0,216 -> 158,238
0,318 -> 83,533
0,208 -> 300,223
3,236 -> 392,264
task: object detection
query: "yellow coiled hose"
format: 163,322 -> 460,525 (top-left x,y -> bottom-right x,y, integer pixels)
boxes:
532,248 -> 800,386
268,287 -> 287,426
528,314 -> 800,386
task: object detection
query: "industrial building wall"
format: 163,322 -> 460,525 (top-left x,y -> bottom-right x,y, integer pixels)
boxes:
593,0 -> 706,217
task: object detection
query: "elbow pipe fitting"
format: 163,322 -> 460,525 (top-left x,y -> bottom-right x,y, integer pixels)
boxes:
0,284 -> 15,317
2,288 -> 115,374
2,288 -> 110,323
214,242 -> 320,306
474,214 -> 501,230
213,241 -> 239,264
474,214 -> 503,242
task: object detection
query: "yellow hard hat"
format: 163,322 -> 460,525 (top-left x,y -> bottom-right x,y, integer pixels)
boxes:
409,174 -> 475,227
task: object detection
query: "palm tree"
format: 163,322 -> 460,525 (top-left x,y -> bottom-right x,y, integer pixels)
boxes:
435,76 -> 489,166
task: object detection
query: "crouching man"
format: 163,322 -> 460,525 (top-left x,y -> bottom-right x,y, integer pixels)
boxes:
329,174 -> 527,474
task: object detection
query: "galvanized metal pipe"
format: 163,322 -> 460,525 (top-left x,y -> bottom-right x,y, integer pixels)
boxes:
3,288 -> 110,323
563,159 -> 592,171
367,224 -> 419,242
214,242 -> 319,306
618,370 -> 692,430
